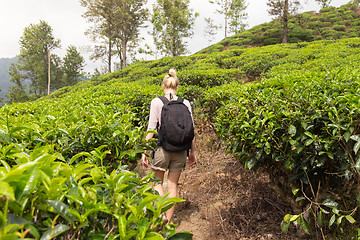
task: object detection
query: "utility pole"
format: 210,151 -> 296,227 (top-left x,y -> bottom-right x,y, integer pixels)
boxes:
47,50 -> 50,95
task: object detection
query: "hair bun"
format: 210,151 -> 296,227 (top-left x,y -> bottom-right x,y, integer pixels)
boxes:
169,69 -> 176,77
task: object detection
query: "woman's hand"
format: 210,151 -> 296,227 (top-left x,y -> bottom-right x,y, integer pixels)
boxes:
188,153 -> 196,167
142,153 -> 149,168
188,139 -> 196,167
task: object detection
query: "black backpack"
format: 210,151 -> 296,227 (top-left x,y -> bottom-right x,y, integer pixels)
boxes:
157,96 -> 194,151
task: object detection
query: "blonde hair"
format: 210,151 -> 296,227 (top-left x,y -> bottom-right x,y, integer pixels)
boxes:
162,69 -> 179,89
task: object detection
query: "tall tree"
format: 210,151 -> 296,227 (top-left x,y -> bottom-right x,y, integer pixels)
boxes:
267,0 -> 300,43
315,0 -> 332,8
203,17 -> 221,45
49,54 -> 64,91
151,0 -> 198,57
6,63 -> 29,103
84,21 -> 116,73
228,0 -> 248,34
8,20 -> 61,101
62,46 -> 85,86
210,0 -> 248,38
81,0 -> 148,70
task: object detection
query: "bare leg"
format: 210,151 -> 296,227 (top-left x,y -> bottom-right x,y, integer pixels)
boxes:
166,170 -> 182,222
153,169 -> 165,196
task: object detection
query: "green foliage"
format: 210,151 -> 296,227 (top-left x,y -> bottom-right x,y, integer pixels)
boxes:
62,45 -> 85,87
0,145 -> 188,239
264,38 -> 280,45
210,0 -> 248,37
333,24 -> 346,32
80,0 -> 148,69
7,21 -> 88,104
288,27 -> 314,42
5,63 -> 29,104
203,17 -> 222,45
206,38 -> 360,236
0,62 -> 192,238
2,9 -> 360,238
180,68 -> 241,87
9,20 -> 61,101
151,0 -> 197,57
0,58 -> 17,104
320,6 -> 336,13
198,3 -> 360,54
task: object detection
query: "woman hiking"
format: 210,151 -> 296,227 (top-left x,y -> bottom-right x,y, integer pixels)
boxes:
141,68 -> 196,224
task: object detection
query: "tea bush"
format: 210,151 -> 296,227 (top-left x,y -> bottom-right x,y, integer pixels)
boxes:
320,6 -> 336,13
0,74 -> 194,238
197,3 -> 359,54
179,68 -> 242,87
264,38 -> 280,46
2,15 -> 360,239
215,68 -> 360,235
0,72 -> 193,239
0,145 -> 190,239
333,24 -> 346,31
207,38 -> 360,236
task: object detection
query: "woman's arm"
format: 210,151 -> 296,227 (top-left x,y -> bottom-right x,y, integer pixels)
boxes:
184,100 -> 196,167
188,137 -> 196,167
141,132 -> 155,168
142,99 -> 159,167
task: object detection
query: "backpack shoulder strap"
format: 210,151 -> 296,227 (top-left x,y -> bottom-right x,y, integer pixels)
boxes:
177,97 -> 184,103
158,96 -> 169,105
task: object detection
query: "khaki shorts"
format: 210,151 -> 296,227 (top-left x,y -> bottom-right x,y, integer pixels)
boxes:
150,147 -> 187,172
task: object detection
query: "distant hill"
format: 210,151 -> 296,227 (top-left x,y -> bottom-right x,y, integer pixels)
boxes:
198,2 -> 360,54
0,57 -> 17,102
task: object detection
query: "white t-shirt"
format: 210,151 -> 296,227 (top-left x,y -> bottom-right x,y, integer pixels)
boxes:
147,97 -> 193,130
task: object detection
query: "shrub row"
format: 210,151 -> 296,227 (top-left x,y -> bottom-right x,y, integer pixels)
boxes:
197,3 -> 360,53
0,65 -> 195,239
201,38 -> 360,236
0,144 -> 189,239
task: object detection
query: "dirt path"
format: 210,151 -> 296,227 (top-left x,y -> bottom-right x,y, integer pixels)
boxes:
175,129 -> 303,240
137,129 -> 302,239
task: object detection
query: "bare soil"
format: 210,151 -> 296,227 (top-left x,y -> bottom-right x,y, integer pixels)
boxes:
137,127 -> 303,240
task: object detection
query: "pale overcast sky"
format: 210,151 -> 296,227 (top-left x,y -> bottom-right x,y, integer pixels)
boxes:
0,0 -> 347,73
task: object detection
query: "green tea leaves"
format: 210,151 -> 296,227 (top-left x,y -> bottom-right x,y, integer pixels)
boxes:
288,125 -> 297,137
40,224 -> 70,240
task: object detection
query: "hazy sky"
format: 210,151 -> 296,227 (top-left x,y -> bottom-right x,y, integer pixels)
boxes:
0,0 -> 347,73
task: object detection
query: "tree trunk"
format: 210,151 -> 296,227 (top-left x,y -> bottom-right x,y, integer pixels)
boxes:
122,40 -> 127,69
170,36 -> 174,57
47,50 -> 50,95
282,0 -> 289,43
225,0 -> 228,39
170,39 -> 175,57
108,39 -> 112,73
115,42 -> 123,70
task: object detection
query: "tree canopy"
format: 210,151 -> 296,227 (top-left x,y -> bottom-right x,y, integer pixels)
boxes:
151,0 -> 198,57
204,17 -> 221,44
267,0 -> 300,43
315,0 -> 332,8
210,0 -> 248,38
62,46 -> 85,86
7,21 -> 85,104
81,0 -> 148,70
18,20 -> 61,96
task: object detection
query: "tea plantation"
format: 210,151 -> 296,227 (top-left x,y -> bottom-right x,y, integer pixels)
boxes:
1,26 -> 360,240
199,2 -> 360,53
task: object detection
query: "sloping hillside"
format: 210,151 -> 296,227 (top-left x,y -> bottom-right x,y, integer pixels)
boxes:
1,2 -> 360,237
198,2 -> 360,54
1,37 -> 360,238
